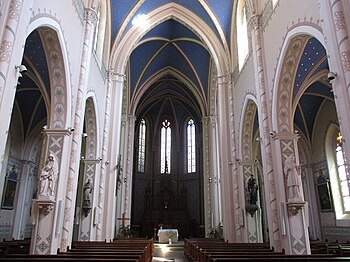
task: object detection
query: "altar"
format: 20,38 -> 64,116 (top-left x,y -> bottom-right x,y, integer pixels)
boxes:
157,229 -> 178,243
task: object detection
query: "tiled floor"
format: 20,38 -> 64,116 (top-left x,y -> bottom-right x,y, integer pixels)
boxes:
152,241 -> 188,262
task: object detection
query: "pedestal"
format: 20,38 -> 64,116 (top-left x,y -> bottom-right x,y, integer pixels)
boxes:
287,199 -> 305,216
36,196 -> 56,216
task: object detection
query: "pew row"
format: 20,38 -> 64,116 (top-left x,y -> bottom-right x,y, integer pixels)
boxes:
184,238 -> 349,262
0,238 -> 153,262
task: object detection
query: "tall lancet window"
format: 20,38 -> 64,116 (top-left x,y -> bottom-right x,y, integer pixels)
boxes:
236,0 -> 249,70
335,132 -> 350,212
138,119 -> 146,172
161,119 -> 171,174
187,119 -> 196,173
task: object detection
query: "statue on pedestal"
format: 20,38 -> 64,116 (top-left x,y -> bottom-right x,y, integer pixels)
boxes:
82,179 -> 93,216
284,155 -> 301,200
38,154 -> 58,199
245,174 -> 259,217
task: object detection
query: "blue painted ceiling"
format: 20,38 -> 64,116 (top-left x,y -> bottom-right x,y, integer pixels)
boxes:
293,37 -> 333,143
112,0 -> 234,120
17,4 -> 334,146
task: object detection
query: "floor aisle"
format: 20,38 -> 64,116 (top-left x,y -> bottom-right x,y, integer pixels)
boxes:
152,241 -> 188,262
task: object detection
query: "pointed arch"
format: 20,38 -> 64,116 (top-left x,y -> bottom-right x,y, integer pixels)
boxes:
130,68 -> 207,116
110,3 -> 229,78
27,19 -> 72,129
272,26 -> 325,131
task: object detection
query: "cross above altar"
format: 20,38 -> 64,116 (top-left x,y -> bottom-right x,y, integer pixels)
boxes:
117,212 -> 130,239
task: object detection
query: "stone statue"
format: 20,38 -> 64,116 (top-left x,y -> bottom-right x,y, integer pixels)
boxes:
116,154 -> 122,190
38,154 -> 58,199
83,179 -> 93,205
284,155 -> 301,200
246,175 -> 258,205
82,179 -> 93,216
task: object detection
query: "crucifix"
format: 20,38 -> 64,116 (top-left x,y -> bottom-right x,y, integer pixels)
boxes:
117,212 -> 130,239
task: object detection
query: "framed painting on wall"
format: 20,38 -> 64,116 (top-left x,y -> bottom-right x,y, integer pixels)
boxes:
317,181 -> 333,212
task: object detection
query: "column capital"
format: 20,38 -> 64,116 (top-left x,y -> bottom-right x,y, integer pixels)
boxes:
107,70 -> 126,83
248,14 -> 261,31
214,72 -> 232,86
84,7 -> 98,26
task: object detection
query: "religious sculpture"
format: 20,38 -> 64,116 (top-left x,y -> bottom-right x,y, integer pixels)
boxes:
38,154 -> 58,199
284,155 -> 301,200
82,179 -> 93,216
116,154 -> 122,191
246,174 -> 258,205
245,174 -> 259,216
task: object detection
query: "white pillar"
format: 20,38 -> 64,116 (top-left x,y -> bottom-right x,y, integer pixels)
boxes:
60,7 -> 97,251
0,0 -> 32,196
31,129 -> 72,254
99,71 -> 124,241
216,74 -> 235,242
248,14 -> 282,251
318,0 -> 350,166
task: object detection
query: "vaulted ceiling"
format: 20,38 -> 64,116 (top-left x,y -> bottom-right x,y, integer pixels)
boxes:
111,0 -> 235,121
15,1 -> 334,145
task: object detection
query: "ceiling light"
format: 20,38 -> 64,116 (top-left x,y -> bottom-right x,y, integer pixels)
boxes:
132,14 -> 149,29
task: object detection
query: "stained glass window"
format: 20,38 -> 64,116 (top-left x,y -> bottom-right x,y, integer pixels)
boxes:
237,0 -> 249,70
335,132 -> 350,212
187,119 -> 196,173
161,119 -> 171,174
138,119 -> 146,172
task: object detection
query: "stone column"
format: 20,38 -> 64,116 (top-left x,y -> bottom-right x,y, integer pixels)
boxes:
208,116 -> 222,232
78,158 -> 100,241
226,72 -> 242,242
242,160 -> 261,242
98,71 -> 124,241
121,115 -> 136,219
201,116 -> 211,236
31,128 -> 72,254
248,14 -> 282,251
0,0 -> 24,103
318,0 -> 350,167
0,0 -> 32,196
60,7 -> 97,251
277,132 -> 310,255
216,74 -> 235,242
12,160 -> 36,239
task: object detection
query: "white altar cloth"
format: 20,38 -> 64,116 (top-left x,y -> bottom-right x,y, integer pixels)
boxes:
157,229 -> 178,243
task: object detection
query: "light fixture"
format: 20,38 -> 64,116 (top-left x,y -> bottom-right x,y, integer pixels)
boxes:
327,71 -> 337,81
82,133 -> 88,138
15,65 -> 27,78
15,65 -> 27,73
132,14 -> 150,29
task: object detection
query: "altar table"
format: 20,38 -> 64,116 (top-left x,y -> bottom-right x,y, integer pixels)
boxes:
157,229 -> 178,243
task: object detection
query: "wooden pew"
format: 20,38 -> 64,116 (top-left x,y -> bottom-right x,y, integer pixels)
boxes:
0,239 -> 30,255
68,238 -> 153,262
211,255 -> 349,261
184,238 -> 274,262
184,238 -> 349,262
1,238 -> 153,262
